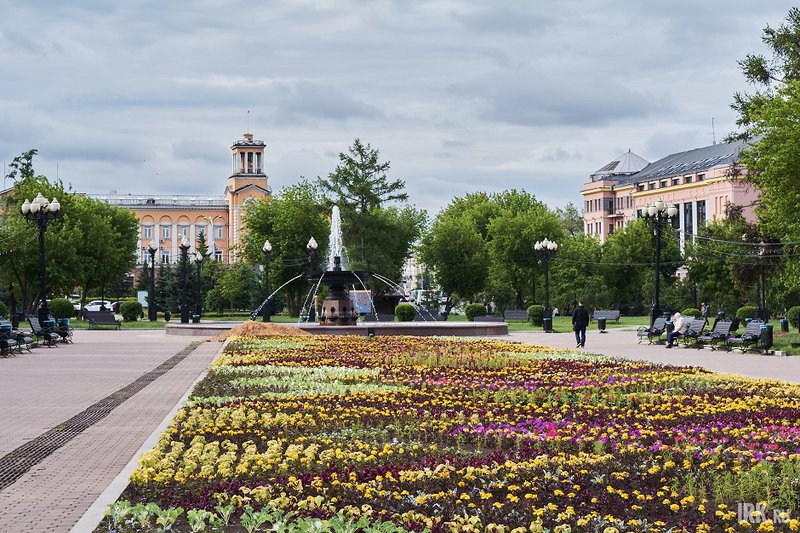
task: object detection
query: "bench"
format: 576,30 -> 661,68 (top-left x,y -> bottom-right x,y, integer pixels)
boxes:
592,310 -> 621,323
362,313 -> 395,322
473,315 -> 506,322
85,310 -> 121,330
503,309 -> 529,320
414,311 -> 444,321
697,320 -> 734,350
679,317 -> 707,348
29,317 -> 60,347
727,320 -> 765,352
636,316 -> 667,344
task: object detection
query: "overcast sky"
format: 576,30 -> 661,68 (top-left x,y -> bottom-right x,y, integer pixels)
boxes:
0,1 -> 795,215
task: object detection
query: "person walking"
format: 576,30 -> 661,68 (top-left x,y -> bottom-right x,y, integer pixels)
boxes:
572,301 -> 589,348
665,311 -> 684,348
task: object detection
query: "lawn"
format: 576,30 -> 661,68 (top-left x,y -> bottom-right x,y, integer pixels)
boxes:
101,334 -> 800,531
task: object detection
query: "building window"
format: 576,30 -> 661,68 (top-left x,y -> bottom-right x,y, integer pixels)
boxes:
697,200 -> 706,227
214,249 -> 223,261
161,250 -> 170,264
660,179 -> 668,188
684,202 -> 693,236
672,177 -> 680,186
215,225 -> 224,239
698,173 -> 705,181
197,225 -> 205,238
684,175 -> 693,184
143,225 -> 153,240
178,225 -> 189,239
162,226 -> 170,239
648,182 -> 656,190
637,184 -> 645,192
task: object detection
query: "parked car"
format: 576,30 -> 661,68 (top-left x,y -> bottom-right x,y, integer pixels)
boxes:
83,300 -> 112,312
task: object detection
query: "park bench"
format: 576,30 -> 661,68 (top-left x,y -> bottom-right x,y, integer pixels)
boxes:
636,316 -> 667,344
28,317 -> 60,347
697,319 -> 734,350
503,309 -> 529,320
1,320 -> 33,354
85,310 -> 121,330
592,310 -> 621,323
473,315 -> 506,322
414,310 -> 444,321
362,313 -> 396,322
727,319 -> 765,352
678,317 -> 707,348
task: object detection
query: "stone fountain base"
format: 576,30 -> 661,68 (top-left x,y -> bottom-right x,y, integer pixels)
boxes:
165,320 -> 508,337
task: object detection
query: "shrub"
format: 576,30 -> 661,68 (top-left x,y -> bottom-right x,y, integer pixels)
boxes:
527,304 -> 545,326
464,303 -> 487,321
120,300 -> 143,322
681,307 -> 701,318
787,306 -> 800,329
736,305 -> 758,322
394,303 -> 415,322
0,301 -> 7,319
50,298 -> 74,319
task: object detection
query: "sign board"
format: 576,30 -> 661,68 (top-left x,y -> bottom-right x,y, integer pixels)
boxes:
350,290 -> 373,314
137,290 -> 149,308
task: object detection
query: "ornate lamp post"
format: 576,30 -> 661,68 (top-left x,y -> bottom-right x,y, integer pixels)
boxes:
306,237 -> 318,321
262,239 -> 272,322
757,239 -> 767,321
642,199 -> 678,326
147,241 -> 158,321
194,251 -> 204,323
21,193 -> 61,322
179,238 -> 191,323
534,238 -> 559,332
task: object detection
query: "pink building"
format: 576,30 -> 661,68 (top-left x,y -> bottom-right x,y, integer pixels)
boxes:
581,140 -> 759,246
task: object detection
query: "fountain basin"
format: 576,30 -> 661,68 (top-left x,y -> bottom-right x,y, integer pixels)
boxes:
166,321 -> 508,337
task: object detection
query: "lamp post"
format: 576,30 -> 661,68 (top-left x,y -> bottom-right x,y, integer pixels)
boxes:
757,239 -> 767,322
262,239 -> 272,322
534,238 -> 559,332
179,238 -> 191,323
306,237 -> 318,321
642,199 -> 678,326
21,193 -> 61,322
147,241 -> 158,321
194,251 -> 204,323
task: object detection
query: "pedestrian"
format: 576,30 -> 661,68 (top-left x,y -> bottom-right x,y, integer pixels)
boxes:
665,311 -> 684,348
701,302 -> 709,318
572,301 -> 589,348
552,306 -> 559,317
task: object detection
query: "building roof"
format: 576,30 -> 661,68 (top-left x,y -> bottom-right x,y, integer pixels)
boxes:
590,149 -> 650,181
88,193 -> 228,209
616,139 -> 748,186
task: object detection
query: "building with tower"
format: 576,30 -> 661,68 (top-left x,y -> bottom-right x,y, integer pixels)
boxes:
91,132 -> 271,266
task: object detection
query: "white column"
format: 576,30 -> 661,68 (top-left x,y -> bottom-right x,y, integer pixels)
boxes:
172,224 -> 178,262
190,224 -> 196,254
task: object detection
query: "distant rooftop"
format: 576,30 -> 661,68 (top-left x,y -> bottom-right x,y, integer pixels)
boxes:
590,150 -> 650,181
89,193 -> 228,209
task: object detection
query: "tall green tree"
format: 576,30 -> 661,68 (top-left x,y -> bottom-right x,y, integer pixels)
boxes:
316,139 -> 425,279
243,180 -> 330,315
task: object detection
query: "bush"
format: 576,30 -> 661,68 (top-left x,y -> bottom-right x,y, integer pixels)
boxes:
120,300 -> 143,322
464,303 -> 487,321
527,304 -> 545,326
736,305 -> 758,322
50,298 -> 74,319
0,301 -> 7,319
787,306 -> 800,328
681,308 -> 701,318
394,303 -> 415,322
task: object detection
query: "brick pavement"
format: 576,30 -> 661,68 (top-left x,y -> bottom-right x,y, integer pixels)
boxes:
0,330 -> 223,533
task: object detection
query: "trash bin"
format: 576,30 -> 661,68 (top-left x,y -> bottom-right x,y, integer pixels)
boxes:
543,317 -> 553,332
57,317 -> 70,327
192,314 -> 200,324
597,317 -> 607,332
11,312 -> 21,329
164,310 -> 171,322
761,323 -> 774,350
780,318 -> 789,332
666,320 -> 674,334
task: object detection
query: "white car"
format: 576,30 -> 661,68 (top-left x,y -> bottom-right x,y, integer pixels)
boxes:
83,300 -> 112,312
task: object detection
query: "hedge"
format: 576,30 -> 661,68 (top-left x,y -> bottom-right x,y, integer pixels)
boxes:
464,303 -> 487,321
394,303 -> 415,322
120,300 -> 143,322
527,304 -> 545,326
736,305 -> 758,322
681,308 -> 701,318
50,298 -> 75,319
787,306 -> 800,329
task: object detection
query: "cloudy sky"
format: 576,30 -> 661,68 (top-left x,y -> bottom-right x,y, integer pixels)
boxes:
0,1 -> 795,215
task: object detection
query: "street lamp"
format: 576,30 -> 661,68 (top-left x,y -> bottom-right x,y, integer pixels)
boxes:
194,250 -> 204,323
534,238 -> 559,332
262,239 -> 272,322
147,241 -> 158,321
306,237 -> 318,269
21,193 -> 61,322
757,239 -> 767,322
642,199 -> 678,326
179,237 -> 191,323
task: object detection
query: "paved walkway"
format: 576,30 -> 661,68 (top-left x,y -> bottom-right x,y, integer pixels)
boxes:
509,327 -> 800,383
0,329 -> 223,533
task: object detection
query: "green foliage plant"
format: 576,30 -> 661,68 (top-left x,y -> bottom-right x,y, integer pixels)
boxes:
681,307 -> 701,318
464,303 -> 487,321
527,304 -> 545,326
120,300 -> 143,322
394,303 -> 415,322
49,298 -> 74,319
0,301 -> 8,319
787,305 -> 800,328
736,305 -> 758,321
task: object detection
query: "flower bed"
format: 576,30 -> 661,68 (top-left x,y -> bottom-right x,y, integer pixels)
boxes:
102,336 -> 800,532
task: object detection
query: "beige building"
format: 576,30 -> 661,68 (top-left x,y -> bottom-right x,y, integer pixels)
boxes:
93,133 -> 270,265
581,139 -> 758,246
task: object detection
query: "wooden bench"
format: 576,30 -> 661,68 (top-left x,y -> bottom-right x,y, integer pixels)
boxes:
473,315 -> 505,322
85,310 -> 121,330
362,313 -> 396,322
503,309 -> 528,320
29,317 -> 60,347
592,310 -> 621,323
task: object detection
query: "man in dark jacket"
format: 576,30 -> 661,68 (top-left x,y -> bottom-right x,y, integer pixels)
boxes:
572,301 -> 590,348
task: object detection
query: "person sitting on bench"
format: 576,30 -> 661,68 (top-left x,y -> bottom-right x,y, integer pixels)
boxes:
665,312 -> 684,348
